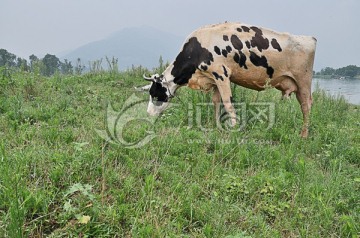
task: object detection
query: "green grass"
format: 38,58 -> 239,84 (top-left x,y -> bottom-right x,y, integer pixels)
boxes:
0,69 -> 359,237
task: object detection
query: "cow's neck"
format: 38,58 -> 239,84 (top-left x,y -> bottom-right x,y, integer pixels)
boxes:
162,64 -> 182,95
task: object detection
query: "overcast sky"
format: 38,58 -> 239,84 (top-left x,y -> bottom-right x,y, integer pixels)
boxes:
1,0 -> 359,71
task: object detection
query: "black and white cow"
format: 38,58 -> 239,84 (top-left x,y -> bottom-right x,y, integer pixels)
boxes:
143,22 -> 317,137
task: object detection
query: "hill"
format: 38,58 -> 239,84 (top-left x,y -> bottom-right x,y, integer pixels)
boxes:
61,26 -> 184,70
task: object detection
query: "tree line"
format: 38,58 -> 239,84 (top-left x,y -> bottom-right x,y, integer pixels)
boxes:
0,48 -> 86,76
1,48 -> 359,78
315,65 -> 360,78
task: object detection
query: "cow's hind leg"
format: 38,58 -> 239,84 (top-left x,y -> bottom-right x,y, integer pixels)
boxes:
275,75 -> 312,137
296,89 -> 312,138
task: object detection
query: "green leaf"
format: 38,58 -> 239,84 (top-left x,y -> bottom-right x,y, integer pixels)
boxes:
63,200 -> 74,213
64,183 -> 83,197
78,215 -> 91,224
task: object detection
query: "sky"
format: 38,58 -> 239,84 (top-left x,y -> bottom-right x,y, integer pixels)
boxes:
1,0 -> 359,71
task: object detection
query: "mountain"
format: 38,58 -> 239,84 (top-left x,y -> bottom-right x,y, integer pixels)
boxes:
61,26 -> 184,70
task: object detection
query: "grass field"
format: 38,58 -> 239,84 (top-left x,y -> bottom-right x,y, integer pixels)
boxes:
0,68 -> 359,237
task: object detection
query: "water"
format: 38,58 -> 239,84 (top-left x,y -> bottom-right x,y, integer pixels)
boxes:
312,78 -> 360,105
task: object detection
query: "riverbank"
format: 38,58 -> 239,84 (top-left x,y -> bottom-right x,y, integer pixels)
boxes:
314,75 -> 360,80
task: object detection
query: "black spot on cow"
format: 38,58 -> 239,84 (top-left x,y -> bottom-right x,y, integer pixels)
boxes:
171,37 -> 214,85
233,52 -> 248,69
271,38 -> 282,52
234,53 -> 240,63
249,51 -> 274,78
231,35 -> 243,51
250,27 -> 269,52
200,65 -> 208,71
245,41 -> 251,49
241,26 -> 250,32
236,27 -> 242,32
250,26 -> 262,34
223,35 -> 229,41
222,49 -> 228,58
226,45 -> 232,53
239,52 -> 248,69
149,82 -> 168,103
222,65 -> 228,77
212,72 -> 224,81
214,46 -> 221,55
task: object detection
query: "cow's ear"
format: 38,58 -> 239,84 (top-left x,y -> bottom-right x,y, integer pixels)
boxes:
153,74 -> 162,83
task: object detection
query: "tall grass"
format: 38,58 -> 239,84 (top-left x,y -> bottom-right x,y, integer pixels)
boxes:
0,68 -> 359,237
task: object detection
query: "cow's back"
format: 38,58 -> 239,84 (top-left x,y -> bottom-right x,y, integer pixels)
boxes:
186,22 -> 316,90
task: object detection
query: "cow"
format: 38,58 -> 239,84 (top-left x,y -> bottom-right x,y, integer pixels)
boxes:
143,22 -> 317,137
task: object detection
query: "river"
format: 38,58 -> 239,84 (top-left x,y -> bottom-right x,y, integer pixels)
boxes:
312,78 -> 360,105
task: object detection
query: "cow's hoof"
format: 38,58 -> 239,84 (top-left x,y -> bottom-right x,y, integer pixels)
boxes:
300,129 -> 308,138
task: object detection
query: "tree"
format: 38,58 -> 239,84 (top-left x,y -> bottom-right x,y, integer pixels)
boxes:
29,54 -> 39,72
16,57 -> 29,71
320,67 -> 336,76
336,65 -> 360,78
0,49 -> 16,67
158,55 -> 164,72
60,59 -> 73,75
42,54 -> 60,76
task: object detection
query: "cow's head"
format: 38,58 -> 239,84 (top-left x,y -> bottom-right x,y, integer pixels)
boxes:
143,74 -> 178,116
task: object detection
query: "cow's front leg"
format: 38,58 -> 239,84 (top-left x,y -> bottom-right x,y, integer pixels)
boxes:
212,66 -> 236,126
212,87 -> 221,124
218,86 -> 237,127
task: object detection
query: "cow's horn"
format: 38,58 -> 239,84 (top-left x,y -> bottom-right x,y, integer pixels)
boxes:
143,74 -> 154,82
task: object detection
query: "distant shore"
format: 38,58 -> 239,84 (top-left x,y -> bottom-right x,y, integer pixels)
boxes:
314,75 -> 360,80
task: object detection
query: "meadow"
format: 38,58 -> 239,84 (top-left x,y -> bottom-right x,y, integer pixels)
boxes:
0,67 -> 359,237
